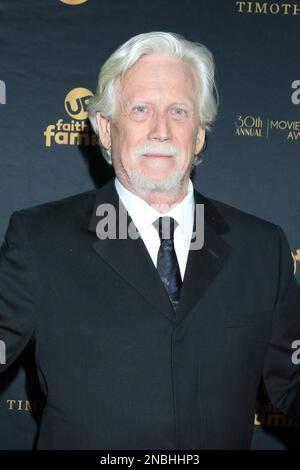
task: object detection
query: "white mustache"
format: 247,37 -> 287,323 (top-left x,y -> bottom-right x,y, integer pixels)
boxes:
133,143 -> 178,158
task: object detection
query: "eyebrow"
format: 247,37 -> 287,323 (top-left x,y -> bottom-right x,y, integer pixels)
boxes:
126,99 -> 195,109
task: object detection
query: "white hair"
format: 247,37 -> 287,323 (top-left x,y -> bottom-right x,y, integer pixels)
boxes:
87,31 -> 219,165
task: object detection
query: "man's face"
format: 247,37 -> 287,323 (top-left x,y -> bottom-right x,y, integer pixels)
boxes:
97,53 -> 205,196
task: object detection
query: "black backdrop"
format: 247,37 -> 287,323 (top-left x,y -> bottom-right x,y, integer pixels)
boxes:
0,0 -> 299,449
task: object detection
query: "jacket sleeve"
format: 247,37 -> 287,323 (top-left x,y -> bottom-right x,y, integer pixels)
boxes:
263,224 -> 300,423
0,210 -> 37,373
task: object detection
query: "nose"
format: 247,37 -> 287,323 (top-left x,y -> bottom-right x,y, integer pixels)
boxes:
147,111 -> 172,141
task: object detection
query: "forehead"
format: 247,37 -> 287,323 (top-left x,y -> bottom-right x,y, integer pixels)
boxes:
118,54 -> 198,103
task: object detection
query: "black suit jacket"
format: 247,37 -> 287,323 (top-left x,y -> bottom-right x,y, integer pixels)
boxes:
0,178 -> 300,449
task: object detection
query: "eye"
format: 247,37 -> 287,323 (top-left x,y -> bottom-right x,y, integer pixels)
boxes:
171,107 -> 188,118
129,104 -> 151,121
133,105 -> 147,113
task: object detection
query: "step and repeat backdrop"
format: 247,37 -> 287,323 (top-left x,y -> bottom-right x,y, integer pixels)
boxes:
0,0 -> 299,450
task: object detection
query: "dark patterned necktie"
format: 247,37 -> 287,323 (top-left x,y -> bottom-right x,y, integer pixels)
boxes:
153,216 -> 182,313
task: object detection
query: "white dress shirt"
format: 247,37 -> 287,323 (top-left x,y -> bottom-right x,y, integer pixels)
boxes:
114,177 -> 195,280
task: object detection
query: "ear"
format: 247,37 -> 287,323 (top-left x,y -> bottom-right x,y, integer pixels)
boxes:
96,112 -> 111,149
195,126 -> 206,155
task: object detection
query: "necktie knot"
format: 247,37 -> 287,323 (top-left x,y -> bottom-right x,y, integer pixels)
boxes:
153,216 -> 178,242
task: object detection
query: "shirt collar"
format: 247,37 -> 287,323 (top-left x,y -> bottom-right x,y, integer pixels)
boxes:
114,176 -> 195,241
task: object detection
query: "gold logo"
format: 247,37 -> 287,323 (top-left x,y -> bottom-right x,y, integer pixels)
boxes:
60,0 -> 88,5
235,114 -> 300,141
235,115 -> 264,137
7,399 -> 45,412
255,400 -> 298,427
43,87 -> 96,147
64,87 -> 93,120
236,2 -> 300,16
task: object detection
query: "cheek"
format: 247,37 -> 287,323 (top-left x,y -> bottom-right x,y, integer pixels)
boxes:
112,131 -> 129,156
121,130 -> 146,156
114,132 -> 142,168
176,130 -> 196,154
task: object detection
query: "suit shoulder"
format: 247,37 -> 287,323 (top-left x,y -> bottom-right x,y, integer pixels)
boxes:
17,188 -> 95,214
205,194 -> 279,236
10,188 -> 97,230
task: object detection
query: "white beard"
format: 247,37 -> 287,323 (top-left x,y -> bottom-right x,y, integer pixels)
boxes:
129,168 -> 186,194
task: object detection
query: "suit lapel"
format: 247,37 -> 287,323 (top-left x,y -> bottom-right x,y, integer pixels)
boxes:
175,190 -> 232,324
88,179 -> 232,325
88,179 -> 176,322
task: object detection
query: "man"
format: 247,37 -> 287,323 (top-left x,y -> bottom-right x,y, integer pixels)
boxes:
0,31 -> 300,450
